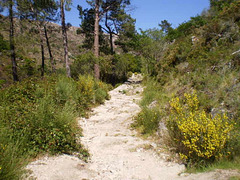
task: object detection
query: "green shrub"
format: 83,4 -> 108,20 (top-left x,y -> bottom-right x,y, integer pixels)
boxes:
18,58 -> 37,78
168,91 -> 234,165
0,128 -> 27,180
71,52 -> 96,79
71,52 -> 141,85
134,0 -> 240,170
132,108 -> 161,135
0,77 -> 84,155
166,15 -> 207,41
0,74 -> 111,179
140,78 -> 161,107
132,78 -> 165,135
0,34 -> 8,52
94,88 -> 108,104
77,75 -> 111,105
0,80 -> 6,89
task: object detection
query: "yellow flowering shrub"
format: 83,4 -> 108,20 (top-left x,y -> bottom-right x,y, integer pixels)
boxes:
78,75 -> 95,99
77,75 -> 110,105
168,91 -> 234,163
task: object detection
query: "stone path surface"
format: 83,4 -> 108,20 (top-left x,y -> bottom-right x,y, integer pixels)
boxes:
25,75 -> 239,180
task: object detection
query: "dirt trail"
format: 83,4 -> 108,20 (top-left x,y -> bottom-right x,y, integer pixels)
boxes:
26,75 -> 239,180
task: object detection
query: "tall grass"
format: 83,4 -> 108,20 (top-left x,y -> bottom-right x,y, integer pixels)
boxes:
0,75 -> 110,179
0,127 -> 28,180
132,77 -> 165,135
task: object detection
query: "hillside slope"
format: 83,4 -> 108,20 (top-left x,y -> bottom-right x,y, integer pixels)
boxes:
133,0 -> 240,170
0,15 -> 84,83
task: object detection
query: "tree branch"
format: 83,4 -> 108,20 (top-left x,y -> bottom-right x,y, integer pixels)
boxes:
232,49 -> 240,55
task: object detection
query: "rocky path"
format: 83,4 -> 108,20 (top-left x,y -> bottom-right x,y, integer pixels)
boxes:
26,75 -> 239,180
76,77 -> 185,180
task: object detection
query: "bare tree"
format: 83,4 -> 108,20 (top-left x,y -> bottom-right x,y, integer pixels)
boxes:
9,0 -> 19,81
44,24 -> 55,73
94,0 -> 100,79
60,0 -> 71,77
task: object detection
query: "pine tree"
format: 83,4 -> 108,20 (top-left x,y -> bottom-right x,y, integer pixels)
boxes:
60,0 -> 71,77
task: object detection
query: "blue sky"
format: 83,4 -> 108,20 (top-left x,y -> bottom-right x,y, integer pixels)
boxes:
1,0 -> 210,30
66,0 -> 210,30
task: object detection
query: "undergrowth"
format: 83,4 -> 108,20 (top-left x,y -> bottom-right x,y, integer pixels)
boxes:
133,0 -> 240,171
0,75 -> 110,179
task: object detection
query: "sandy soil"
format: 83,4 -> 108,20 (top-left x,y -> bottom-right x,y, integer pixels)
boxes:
25,75 -> 240,180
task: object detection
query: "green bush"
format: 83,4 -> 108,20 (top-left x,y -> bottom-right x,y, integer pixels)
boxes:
140,77 -> 162,107
166,16 -> 207,41
132,108 -> 161,135
19,58 -> 37,78
0,34 -> 8,52
71,52 -> 96,79
0,77 -> 83,155
71,52 -> 141,85
0,128 -> 27,180
0,75 -> 110,179
78,75 -> 111,105
133,0 -> 240,170
132,78 -> 166,135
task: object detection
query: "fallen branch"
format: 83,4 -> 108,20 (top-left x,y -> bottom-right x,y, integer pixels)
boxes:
232,49 -> 240,55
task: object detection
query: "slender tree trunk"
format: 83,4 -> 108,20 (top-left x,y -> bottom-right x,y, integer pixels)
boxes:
9,0 -> 19,82
44,25 -> 55,73
60,0 -> 71,77
105,13 -> 114,54
40,38 -> 45,77
37,23 -> 45,77
109,32 -> 113,54
94,0 -> 100,79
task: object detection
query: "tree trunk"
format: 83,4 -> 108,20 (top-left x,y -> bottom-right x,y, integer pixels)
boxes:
60,0 -> 71,77
94,0 -> 100,79
44,25 -> 55,73
9,0 -> 19,82
37,23 -> 45,77
105,13 -> 114,54
109,32 -> 113,54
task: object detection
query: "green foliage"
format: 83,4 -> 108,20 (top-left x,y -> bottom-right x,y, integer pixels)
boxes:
133,28 -> 165,75
132,78 -> 166,135
71,52 -> 141,85
77,74 -> 110,105
0,33 -> 8,52
71,52 -> 96,78
159,20 -> 173,34
210,0 -> 236,12
0,80 -> 6,88
133,0 -> 240,169
190,157 -> 240,173
18,57 -> 37,78
114,13 -> 136,53
110,53 -> 141,83
139,78 -> 161,107
132,108 -> 161,135
77,7 -> 110,54
0,75 -> 110,179
0,128 -> 27,180
166,16 -> 207,41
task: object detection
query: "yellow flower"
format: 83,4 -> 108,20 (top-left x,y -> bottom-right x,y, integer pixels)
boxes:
169,91 -> 234,161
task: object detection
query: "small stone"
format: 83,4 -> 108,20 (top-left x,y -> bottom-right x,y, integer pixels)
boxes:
180,173 -> 189,177
151,143 -> 157,149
